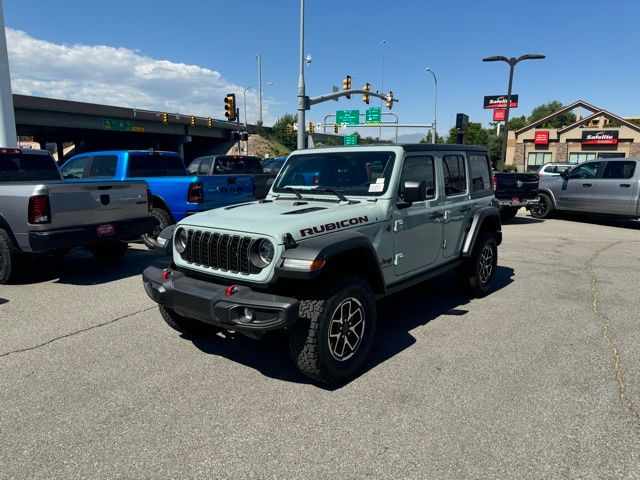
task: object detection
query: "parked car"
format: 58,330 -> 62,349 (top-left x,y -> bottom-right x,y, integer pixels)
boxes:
188,154 -> 276,199
0,148 -> 155,283
531,158 -> 640,219
142,144 -> 502,384
537,163 -> 572,177
61,150 -> 255,248
492,171 -> 540,220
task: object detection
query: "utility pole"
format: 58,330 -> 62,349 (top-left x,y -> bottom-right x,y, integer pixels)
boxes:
296,0 -> 306,150
236,108 -> 241,154
257,54 -> 263,125
0,0 -> 17,147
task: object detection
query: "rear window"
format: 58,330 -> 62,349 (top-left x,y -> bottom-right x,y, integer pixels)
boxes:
128,153 -> 186,177
214,156 -> 262,174
0,152 -> 60,182
468,154 -> 492,197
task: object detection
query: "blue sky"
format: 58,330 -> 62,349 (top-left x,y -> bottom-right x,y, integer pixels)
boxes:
5,0 -> 640,139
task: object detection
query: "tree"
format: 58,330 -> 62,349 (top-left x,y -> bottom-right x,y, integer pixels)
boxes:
527,101 -> 575,128
508,115 -> 527,130
271,113 -> 297,151
420,131 -> 444,143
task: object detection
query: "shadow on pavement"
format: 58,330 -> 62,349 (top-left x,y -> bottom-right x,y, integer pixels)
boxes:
550,212 -> 640,230
502,216 -> 544,225
191,265 -> 515,389
10,245 -> 168,286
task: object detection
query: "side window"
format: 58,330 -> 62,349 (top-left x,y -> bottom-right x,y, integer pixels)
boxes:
602,161 -> 636,179
61,156 -> 90,179
187,158 -> 201,175
468,154 -> 492,196
199,157 -> 213,175
399,155 -> 436,200
443,155 -> 467,196
88,155 -> 117,178
570,162 -> 601,179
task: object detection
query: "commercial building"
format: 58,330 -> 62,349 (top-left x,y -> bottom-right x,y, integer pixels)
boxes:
506,100 -> 640,171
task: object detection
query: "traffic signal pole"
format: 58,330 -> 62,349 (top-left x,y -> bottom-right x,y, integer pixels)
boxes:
296,0 -> 306,150
236,108 -> 241,154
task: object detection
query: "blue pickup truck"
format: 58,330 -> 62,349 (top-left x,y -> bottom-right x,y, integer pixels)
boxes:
61,150 -> 254,247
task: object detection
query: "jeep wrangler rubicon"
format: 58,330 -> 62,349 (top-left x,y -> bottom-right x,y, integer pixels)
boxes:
142,145 -> 502,384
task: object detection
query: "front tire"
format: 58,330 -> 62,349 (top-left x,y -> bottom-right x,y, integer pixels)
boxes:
462,234 -> 498,298
142,208 -> 173,249
159,305 -> 213,337
530,192 -> 554,219
288,276 -> 377,385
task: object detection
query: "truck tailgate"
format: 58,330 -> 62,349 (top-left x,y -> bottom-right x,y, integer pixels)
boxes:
200,174 -> 255,207
47,181 -> 149,230
494,173 -> 539,199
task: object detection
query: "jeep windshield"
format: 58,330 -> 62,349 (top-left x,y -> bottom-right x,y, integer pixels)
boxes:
273,151 -> 395,197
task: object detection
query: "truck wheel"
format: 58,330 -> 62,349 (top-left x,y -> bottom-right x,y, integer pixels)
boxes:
462,233 -> 498,298
158,305 -> 214,338
89,241 -> 128,262
530,192 -> 553,219
0,229 -> 20,284
500,206 -> 519,221
142,208 -> 173,249
288,276 -> 377,385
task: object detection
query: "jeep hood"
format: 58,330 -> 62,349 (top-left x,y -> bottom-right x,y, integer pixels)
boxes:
178,198 -> 380,242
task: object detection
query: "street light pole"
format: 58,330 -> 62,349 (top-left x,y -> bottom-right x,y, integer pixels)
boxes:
425,68 -> 438,143
483,53 -> 545,170
296,0 -> 306,150
243,84 -> 254,130
256,54 -> 263,125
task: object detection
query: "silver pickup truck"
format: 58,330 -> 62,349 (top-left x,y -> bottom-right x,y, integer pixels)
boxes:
530,158 -> 640,219
0,148 -> 156,283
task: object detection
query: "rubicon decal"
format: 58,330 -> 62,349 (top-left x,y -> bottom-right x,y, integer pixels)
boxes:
300,216 -> 369,237
581,130 -> 618,145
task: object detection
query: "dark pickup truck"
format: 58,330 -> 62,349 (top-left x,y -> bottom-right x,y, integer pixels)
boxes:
188,155 -> 277,199
492,172 -> 540,220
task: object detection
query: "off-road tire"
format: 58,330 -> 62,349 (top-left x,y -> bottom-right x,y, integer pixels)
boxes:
142,208 -> 173,249
530,192 -> 554,219
462,233 -> 498,298
89,241 -> 128,262
0,229 -> 22,284
500,206 -> 519,221
159,305 -> 214,338
288,276 -> 377,385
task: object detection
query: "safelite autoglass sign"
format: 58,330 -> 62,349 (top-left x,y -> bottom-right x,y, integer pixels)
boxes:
581,130 -> 618,145
483,95 -> 518,109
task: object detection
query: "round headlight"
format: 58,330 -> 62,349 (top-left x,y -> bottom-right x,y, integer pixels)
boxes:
174,228 -> 188,254
258,239 -> 275,265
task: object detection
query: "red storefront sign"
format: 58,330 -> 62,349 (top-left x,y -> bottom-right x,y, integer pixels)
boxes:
493,109 -> 506,121
534,131 -> 549,144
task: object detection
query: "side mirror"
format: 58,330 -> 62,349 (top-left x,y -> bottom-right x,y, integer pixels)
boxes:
398,180 -> 428,209
560,169 -> 570,180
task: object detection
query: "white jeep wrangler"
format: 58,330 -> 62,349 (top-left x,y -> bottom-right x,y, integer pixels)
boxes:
143,145 -> 502,384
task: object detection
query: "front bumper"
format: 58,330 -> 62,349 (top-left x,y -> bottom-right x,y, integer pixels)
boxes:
28,216 -> 158,252
142,266 -> 299,334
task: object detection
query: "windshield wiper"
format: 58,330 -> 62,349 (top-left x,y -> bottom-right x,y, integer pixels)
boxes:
313,188 -> 349,202
282,186 -> 303,199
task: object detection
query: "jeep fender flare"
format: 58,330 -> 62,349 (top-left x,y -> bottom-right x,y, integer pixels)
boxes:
461,206 -> 502,257
276,229 -> 385,293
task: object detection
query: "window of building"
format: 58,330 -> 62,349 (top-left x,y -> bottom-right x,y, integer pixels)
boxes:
442,155 -> 467,196
568,152 -> 597,164
527,152 -> 552,171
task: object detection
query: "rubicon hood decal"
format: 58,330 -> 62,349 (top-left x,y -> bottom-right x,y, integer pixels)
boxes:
300,216 -> 369,237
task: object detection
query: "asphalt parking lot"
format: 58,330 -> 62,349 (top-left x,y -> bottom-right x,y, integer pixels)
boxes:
1,213 -> 639,479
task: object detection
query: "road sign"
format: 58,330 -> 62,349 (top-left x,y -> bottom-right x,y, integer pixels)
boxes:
365,107 -> 381,124
336,109 -> 360,126
344,134 -> 358,145
103,119 -> 132,132
493,109 -> 506,121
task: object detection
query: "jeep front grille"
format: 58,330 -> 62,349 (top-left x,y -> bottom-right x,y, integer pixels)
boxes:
183,230 -> 255,274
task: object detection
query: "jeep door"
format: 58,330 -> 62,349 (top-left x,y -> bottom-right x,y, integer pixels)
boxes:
392,154 -> 442,276
589,160 -> 638,215
440,153 -> 475,258
557,161 -> 602,212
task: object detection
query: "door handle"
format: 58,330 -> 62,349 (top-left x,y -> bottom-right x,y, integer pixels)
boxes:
620,184 -> 631,188
430,213 -> 443,220
582,183 -> 592,187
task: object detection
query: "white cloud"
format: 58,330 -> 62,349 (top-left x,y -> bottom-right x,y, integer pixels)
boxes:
5,28 -> 273,124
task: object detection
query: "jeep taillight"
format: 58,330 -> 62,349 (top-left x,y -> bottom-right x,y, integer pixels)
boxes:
492,176 -> 498,191
188,182 -> 203,203
146,188 -> 153,211
28,195 -> 51,224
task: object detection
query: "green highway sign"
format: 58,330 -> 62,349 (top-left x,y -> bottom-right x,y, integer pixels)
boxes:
336,109 -> 360,126
365,107 -> 381,124
103,119 -> 133,132
344,134 -> 358,146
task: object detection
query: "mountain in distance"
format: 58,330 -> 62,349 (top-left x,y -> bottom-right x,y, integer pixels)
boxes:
394,132 -> 426,143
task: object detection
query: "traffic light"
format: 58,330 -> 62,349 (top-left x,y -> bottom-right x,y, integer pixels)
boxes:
334,123 -> 339,134
190,115 -> 196,127
386,91 -> 394,110
162,112 -> 168,124
308,121 -> 314,134
343,75 -> 352,99
362,83 -> 371,104
286,124 -> 293,135
224,94 -> 237,121
207,117 -> 213,128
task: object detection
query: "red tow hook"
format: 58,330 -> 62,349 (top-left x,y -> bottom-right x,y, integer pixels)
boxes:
226,285 -> 238,297
161,268 -> 172,281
